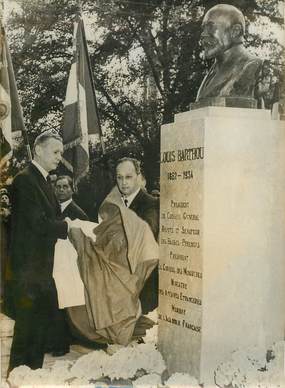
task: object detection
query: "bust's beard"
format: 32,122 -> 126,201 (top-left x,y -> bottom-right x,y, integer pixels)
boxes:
203,40 -> 240,61
203,44 -> 224,60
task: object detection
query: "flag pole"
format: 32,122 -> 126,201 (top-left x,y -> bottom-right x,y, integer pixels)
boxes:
4,25 -> 32,161
62,5 -> 105,183
77,0 -> 105,155
22,123 -> 32,161
0,7 -> 32,162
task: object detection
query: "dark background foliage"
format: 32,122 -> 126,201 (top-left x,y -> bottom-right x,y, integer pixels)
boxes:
2,0 -> 284,215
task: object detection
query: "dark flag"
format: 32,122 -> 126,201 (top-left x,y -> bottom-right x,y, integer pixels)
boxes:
62,18 -> 102,184
0,26 -> 27,168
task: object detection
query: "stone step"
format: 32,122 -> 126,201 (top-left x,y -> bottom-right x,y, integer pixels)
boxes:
1,338 -> 12,357
1,355 -> 9,380
0,314 -> 14,338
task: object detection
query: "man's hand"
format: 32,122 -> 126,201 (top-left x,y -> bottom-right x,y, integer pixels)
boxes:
65,218 -> 97,243
64,217 -> 86,231
64,217 -> 73,231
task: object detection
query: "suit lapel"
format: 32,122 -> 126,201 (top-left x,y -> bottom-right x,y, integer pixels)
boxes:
29,164 -> 59,212
129,189 -> 143,211
62,201 -> 73,218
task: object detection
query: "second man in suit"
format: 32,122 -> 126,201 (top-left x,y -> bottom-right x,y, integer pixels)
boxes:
115,157 -> 159,313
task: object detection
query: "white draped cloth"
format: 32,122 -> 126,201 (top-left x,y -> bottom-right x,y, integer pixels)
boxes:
53,220 -> 98,308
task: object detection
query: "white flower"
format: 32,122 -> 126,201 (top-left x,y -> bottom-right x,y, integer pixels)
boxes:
68,377 -> 96,386
133,372 -> 162,388
106,341 -> 138,356
215,342 -> 285,388
144,325 -> 158,344
8,365 -> 32,387
102,346 -> 139,379
145,309 -> 158,324
70,350 -> 109,380
0,380 -> 10,388
49,359 -> 73,382
164,372 -> 200,388
102,343 -> 165,379
8,365 -> 64,386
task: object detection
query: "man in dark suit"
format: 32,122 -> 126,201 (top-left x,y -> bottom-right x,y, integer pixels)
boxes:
8,130 -> 70,372
115,157 -> 159,313
55,175 -> 88,221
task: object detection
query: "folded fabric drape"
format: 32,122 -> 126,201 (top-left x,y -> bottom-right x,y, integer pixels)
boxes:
67,186 -> 158,345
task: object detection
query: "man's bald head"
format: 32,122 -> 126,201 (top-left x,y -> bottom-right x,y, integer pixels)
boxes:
204,4 -> 245,34
201,4 -> 245,60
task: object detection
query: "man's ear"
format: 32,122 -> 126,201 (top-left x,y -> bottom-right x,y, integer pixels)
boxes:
34,144 -> 41,158
230,24 -> 243,41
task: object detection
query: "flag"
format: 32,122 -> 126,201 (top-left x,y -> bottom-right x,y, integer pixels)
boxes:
0,26 -> 26,168
62,18 -> 102,183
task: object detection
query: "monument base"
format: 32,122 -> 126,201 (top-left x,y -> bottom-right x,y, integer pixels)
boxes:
190,96 -> 257,110
158,107 -> 285,385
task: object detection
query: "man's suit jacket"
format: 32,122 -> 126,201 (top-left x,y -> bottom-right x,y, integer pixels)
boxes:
10,163 -> 68,299
61,200 -> 88,221
129,189 -> 159,241
129,189 -> 159,314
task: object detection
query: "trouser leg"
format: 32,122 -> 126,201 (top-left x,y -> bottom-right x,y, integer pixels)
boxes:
139,265 -> 158,314
45,281 -> 70,353
26,304 -> 49,369
9,307 -> 34,371
9,292 -> 52,372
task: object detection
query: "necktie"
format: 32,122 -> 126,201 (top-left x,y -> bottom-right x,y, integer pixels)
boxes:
46,174 -> 52,188
46,175 -> 56,206
124,198 -> 128,207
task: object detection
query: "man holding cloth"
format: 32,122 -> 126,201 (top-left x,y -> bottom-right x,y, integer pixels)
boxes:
115,157 -> 159,313
67,160 -> 159,345
8,130 -> 70,371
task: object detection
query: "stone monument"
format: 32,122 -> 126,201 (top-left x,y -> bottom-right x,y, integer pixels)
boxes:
158,4 -> 285,386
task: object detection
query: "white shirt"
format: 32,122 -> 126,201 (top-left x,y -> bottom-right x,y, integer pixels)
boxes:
121,187 -> 140,207
98,187 -> 141,224
32,160 -> 49,180
60,198 -> 72,213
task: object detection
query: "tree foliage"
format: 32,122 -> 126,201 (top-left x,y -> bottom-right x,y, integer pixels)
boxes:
4,0 -> 284,193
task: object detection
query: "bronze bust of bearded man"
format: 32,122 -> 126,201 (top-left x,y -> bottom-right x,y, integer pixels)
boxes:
194,4 -> 263,108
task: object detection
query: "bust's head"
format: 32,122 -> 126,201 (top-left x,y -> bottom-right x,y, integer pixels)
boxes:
201,4 -> 245,60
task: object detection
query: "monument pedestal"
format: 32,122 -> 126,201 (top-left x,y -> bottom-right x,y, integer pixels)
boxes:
158,107 -> 285,385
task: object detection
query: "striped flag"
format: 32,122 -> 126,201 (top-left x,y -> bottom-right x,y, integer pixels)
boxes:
0,26 -> 27,168
62,18 -> 102,183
